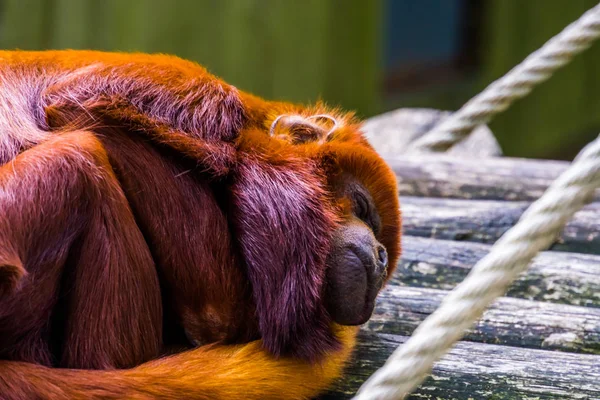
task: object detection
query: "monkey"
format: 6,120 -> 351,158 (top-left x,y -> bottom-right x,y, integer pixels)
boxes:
0,50 -> 401,399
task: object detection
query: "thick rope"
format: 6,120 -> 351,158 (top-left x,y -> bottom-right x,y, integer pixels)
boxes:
408,3 -> 600,153
354,5 -> 600,397
355,133 -> 600,399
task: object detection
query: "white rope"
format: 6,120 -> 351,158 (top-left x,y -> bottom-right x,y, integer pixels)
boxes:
409,2 -> 600,153
354,4 -> 600,398
355,132 -> 600,399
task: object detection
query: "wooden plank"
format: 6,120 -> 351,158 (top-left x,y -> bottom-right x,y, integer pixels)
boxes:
323,331 -> 600,399
395,236 -> 600,307
365,286 -> 600,354
401,196 -> 600,254
364,108 -> 502,157
390,155 -> 572,201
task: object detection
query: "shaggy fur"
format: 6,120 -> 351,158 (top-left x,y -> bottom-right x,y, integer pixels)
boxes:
0,50 -> 401,399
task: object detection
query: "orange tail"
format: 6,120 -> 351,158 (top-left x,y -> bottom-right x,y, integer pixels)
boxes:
0,326 -> 357,400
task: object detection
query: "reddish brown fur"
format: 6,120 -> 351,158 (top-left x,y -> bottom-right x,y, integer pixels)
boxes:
0,50 -> 400,399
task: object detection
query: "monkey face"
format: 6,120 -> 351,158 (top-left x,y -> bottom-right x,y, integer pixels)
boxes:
325,178 -> 388,325
266,112 -> 401,329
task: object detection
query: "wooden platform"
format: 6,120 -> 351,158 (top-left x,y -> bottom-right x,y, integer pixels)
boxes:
323,110 -> 600,399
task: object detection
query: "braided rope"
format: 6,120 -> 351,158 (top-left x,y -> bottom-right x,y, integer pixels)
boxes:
355,133 -> 600,399
408,2 -> 600,153
354,4 -> 600,398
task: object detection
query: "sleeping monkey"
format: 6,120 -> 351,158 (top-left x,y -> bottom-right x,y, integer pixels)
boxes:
0,50 -> 401,399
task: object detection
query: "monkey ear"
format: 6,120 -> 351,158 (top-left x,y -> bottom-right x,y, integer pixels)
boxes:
269,114 -> 337,144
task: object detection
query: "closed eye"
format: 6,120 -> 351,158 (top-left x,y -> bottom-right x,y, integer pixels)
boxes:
352,190 -> 382,235
354,192 -> 370,221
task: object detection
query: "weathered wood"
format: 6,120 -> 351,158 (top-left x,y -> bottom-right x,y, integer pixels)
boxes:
323,331 -> 600,399
402,196 -> 600,254
363,108 -> 502,157
335,123 -> 600,399
394,236 -> 600,307
365,285 -> 600,354
390,154 -> 577,201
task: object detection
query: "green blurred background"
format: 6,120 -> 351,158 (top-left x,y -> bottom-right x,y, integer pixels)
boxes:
1,0 -> 600,160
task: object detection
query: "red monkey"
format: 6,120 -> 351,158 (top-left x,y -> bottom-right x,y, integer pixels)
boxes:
0,51 -> 401,399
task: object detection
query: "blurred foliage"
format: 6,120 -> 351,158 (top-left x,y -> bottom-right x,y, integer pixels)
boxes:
0,0 -> 381,117
483,0 -> 600,159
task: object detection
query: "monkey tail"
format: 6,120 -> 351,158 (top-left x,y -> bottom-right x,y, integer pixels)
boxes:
0,326 -> 357,400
